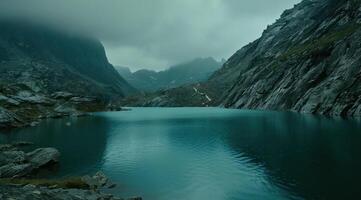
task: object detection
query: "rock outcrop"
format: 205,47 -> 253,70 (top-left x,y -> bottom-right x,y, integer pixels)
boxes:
0,143 -> 142,200
0,84 -> 108,129
0,143 -> 60,178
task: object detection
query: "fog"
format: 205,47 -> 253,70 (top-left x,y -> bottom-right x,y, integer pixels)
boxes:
0,0 -> 300,71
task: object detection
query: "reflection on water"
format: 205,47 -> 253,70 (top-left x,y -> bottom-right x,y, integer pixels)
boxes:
0,117 -> 110,176
1,108 -> 360,200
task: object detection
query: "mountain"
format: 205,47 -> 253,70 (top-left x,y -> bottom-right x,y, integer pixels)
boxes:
124,0 -> 361,117
0,20 -> 136,99
0,20 -> 136,129
116,57 -> 222,92
220,0 -> 361,117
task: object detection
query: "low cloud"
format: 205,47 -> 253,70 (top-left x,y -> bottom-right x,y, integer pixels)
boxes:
0,0 -> 300,71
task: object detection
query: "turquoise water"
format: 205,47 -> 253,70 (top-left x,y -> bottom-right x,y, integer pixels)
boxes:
1,108 -> 361,200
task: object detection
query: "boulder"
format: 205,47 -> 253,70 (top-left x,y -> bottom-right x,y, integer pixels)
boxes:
81,171 -> 110,190
0,144 -> 61,178
26,148 -> 60,169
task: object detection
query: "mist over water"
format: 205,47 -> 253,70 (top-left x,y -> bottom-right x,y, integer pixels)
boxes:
1,108 -> 361,200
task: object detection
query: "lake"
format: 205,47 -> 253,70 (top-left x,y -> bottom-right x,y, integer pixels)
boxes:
1,107 -> 361,200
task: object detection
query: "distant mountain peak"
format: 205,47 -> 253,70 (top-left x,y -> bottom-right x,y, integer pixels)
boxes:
116,57 -> 222,92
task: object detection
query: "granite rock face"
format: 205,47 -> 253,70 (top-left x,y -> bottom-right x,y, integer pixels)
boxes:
220,0 -> 361,117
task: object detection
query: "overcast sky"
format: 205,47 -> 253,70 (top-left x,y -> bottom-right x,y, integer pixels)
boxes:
0,0 -> 300,71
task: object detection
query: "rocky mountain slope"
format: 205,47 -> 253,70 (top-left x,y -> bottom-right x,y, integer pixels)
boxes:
127,0 -> 361,117
0,20 -> 135,129
221,0 -> 361,117
117,57 -> 222,92
0,20 -> 135,98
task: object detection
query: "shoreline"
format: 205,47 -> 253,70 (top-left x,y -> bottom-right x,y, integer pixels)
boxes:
0,142 -> 141,200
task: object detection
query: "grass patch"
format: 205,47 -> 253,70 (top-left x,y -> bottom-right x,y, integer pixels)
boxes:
0,177 -> 89,189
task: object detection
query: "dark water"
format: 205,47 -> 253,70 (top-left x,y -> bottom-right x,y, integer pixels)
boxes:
1,108 -> 361,200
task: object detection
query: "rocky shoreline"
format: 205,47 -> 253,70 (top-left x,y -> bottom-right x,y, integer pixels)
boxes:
0,83 -> 125,130
0,142 -> 141,200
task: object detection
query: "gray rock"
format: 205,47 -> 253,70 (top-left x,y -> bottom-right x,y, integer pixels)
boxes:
0,163 -> 33,178
81,171 -> 109,190
0,151 -> 27,165
11,91 -> 54,105
0,185 -> 131,200
51,92 -> 75,100
26,148 -> 60,169
54,103 -> 78,114
93,171 -> 108,186
0,107 -> 22,128
0,144 -> 61,178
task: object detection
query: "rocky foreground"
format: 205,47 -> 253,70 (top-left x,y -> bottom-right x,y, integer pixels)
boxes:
0,142 -> 141,200
0,185 -> 140,200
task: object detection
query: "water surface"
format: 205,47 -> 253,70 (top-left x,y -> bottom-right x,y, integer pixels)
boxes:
1,108 -> 361,200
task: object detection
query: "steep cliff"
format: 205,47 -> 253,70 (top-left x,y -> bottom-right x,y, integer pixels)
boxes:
221,0 -> 361,117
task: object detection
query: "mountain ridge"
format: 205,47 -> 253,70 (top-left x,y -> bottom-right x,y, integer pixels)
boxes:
0,20 -> 136,99
116,57 -> 222,92
0,20 -> 135,129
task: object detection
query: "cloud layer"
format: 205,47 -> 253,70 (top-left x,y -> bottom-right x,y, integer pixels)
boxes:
0,0 -> 300,71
